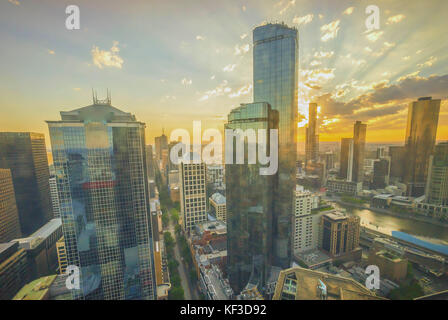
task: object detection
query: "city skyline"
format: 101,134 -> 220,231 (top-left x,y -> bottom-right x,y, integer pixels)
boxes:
1,0 -> 448,147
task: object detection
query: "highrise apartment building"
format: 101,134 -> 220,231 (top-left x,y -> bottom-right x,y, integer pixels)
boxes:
47,96 -> 156,300
403,97 -> 441,196
339,138 -> 354,181
292,185 -> 323,254
253,22 -> 298,268
179,162 -> 207,232
0,169 -> 21,243
426,142 -> 448,206
0,132 -> 53,235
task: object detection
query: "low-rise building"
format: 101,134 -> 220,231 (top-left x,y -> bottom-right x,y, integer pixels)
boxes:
368,249 -> 408,282
326,179 -> 362,196
0,242 -> 30,299
13,274 -> 72,300
273,266 -> 384,300
209,193 -> 226,222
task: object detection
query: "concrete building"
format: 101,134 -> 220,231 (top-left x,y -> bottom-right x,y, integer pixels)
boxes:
326,178 -> 362,196
292,186 -> 325,254
209,192 -> 226,222
273,266 -> 384,300
368,249 -> 408,282
179,162 -> 207,232
14,218 -> 63,280
372,158 -> 390,189
0,169 -> 21,243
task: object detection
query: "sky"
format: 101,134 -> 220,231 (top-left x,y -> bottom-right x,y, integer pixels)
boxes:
1,0 -> 447,149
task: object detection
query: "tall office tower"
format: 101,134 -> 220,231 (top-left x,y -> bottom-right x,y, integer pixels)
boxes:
320,212 -> 360,257
154,132 -> 168,161
403,97 -> 441,197
339,138 -> 354,181
0,132 -> 53,236
389,146 -> 405,180
0,169 -> 21,242
49,176 -> 61,218
324,152 -> 335,170
146,145 -> 155,179
225,102 -> 278,294
179,162 -> 207,232
372,158 -> 390,189
305,103 -> 319,165
376,146 -> 386,159
292,185 -> 323,254
253,23 -> 298,268
46,96 -> 156,300
426,142 -> 448,205
352,121 -> 367,183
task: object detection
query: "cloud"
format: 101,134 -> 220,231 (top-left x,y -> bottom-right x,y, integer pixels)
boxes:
199,80 -> 231,101
320,20 -> 340,42
47,49 -> 55,55
293,14 -> 314,26
73,88 -> 81,91
242,5 -> 246,12
229,84 -> 252,98
302,68 -> 336,89
196,35 -> 205,40
181,78 -> 192,86
402,56 -> 411,61
387,14 -> 406,24
314,51 -> 334,58
366,31 -> 384,42
343,7 -> 355,15
8,0 -> 20,5
316,73 -> 448,118
210,75 -> 215,80
279,0 -> 296,15
310,60 -> 322,67
223,64 -> 236,72
234,44 -> 250,55
417,56 -> 437,68
240,33 -> 248,40
91,41 -> 124,69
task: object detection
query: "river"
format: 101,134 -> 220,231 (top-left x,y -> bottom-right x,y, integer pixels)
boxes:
331,202 -> 448,247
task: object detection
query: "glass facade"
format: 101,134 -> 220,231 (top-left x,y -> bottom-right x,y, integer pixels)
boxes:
225,102 -> 278,294
404,97 -> 441,196
0,132 -> 53,236
47,103 -> 156,300
253,23 -> 298,267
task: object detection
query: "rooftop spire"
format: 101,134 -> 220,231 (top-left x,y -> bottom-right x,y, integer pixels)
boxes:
92,88 -> 112,105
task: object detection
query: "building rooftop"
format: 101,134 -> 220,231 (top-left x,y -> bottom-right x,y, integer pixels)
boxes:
273,267 -> 385,300
13,274 -> 72,300
210,192 -> 226,205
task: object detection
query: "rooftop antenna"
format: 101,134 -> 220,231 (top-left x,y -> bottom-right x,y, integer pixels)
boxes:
92,88 -> 111,105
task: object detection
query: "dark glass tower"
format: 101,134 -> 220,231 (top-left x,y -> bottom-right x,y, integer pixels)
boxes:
225,102 -> 278,294
253,23 -> 298,268
404,97 -> 441,196
352,121 -> 367,183
47,96 -> 156,300
305,103 -> 319,165
0,132 -> 53,235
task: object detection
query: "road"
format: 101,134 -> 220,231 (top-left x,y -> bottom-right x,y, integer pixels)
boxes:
167,219 -> 198,300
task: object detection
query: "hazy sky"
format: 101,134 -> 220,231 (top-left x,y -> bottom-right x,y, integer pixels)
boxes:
1,0 -> 447,148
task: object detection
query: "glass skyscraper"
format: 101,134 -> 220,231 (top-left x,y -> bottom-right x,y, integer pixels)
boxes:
404,97 -> 441,197
253,23 -> 298,267
47,97 -> 156,300
225,102 -> 278,294
0,132 -> 53,236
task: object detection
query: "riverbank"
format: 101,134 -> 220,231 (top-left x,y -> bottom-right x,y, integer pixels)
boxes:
330,199 -> 448,228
